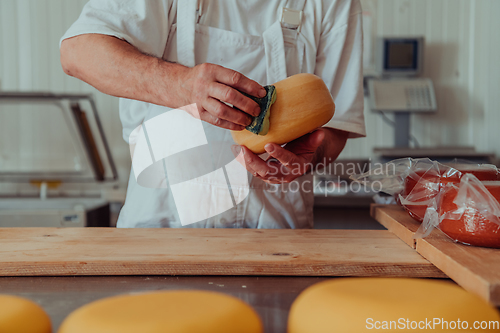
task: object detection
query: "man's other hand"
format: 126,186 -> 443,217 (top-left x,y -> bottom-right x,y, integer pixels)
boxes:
234,129 -> 326,184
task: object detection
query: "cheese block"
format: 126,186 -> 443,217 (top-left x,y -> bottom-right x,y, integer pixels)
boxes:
0,295 -> 51,333
402,165 -> 500,223
288,278 -> 500,333
58,290 -> 263,333
231,73 -> 335,154
438,181 -> 500,248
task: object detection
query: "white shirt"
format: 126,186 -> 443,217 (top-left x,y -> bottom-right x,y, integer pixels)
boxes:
61,0 -> 366,229
62,0 -> 365,143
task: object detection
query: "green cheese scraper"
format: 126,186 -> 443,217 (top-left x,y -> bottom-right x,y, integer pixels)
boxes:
243,85 -> 277,136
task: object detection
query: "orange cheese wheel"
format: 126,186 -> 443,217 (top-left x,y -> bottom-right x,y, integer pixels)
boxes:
0,295 -> 51,333
231,73 -> 335,154
58,290 -> 263,333
288,278 -> 500,333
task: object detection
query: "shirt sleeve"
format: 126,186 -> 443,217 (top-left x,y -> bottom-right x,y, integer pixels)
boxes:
60,0 -> 172,58
315,0 -> 366,138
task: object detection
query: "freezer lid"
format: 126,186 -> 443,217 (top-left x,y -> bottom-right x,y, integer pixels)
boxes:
0,92 -> 118,185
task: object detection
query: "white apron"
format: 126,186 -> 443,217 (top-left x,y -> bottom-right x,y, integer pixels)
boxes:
118,0 -> 315,229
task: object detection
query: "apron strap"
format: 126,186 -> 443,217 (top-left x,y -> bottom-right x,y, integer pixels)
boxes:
286,0 -> 307,11
282,0 -> 306,31
263,21 -> 288,84
177,0 -> 198,67
177,0 -> 304,84
263,0 -> 307,84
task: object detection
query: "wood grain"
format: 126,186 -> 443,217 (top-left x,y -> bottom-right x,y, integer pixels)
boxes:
0,228 -> 444,278
417,233 -> 500,306
371,205 -> 500,306
371,204 -> 422,248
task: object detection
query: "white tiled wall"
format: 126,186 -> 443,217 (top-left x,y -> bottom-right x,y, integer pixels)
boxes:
341,0 -> 500,159
0,0 -> 499,188
0,0 -> 130,185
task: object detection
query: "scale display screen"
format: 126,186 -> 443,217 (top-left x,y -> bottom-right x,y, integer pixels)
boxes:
378,37 -> 424,76
387,41 -> 417,69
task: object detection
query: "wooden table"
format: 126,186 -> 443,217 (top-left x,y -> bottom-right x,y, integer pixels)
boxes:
371,204 -> 500,306
0,228 -> 444,277
0,227 -> 448,333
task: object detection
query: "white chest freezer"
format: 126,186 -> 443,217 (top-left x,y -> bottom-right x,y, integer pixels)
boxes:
0,93 -> 119,227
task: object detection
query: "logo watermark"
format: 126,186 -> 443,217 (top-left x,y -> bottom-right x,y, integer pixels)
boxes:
366,318 -> 500,330
129,104 -> 250,226
129,104 -> 396,225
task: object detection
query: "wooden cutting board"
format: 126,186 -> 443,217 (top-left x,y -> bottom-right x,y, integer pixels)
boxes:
371,204 -> 421,249
0,228 -> 444,278
371,205 -> 500,306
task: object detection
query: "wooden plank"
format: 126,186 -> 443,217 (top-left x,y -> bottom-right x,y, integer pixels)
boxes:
371,205 -> 500,306
370,204 -> 421,248
0,228 -> 444,278
417,233 -> 500,306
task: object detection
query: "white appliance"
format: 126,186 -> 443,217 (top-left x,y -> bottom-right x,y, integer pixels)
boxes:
0,93 -> 118,227
367,36 -> 437,148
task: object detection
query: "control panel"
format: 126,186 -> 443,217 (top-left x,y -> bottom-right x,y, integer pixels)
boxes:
368,78 -> 437,112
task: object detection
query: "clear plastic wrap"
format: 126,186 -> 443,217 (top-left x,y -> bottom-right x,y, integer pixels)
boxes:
352,158 -> 500,222
352,158 -> 456,195
415,174 -> 500,248
352,158 -> 460,221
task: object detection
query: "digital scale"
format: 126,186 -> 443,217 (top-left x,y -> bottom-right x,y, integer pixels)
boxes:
367,37 -> 437,148
0,93 -> 118,227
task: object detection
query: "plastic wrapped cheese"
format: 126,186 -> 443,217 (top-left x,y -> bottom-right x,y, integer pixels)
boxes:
352,158 -> 500,222
416,175 -> 500,248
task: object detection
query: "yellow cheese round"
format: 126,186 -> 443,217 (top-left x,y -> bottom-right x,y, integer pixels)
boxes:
0,295 -> 51,333
231,73 -> 335,154
288,278 -> 500,333
58,290 -> 263,333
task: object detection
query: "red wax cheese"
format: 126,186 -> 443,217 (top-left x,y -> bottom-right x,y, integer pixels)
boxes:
402,165 -> 500,223
438,182 -> 500,248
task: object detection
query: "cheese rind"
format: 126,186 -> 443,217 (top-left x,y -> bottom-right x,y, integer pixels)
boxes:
232,73 -> 335,154
288,278 -> 500,333
0,295 -> 51,333
58,290 -> 263,333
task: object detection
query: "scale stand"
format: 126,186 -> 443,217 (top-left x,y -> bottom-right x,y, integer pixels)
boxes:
394,112 -> 411,148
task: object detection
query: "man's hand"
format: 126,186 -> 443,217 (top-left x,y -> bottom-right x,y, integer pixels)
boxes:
60,35 -> 265,131
234,128 -> 349,184
179,63 -> 266,131
234,129 -> 325,184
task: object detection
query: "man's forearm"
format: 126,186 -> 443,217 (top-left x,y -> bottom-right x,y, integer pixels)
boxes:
313,128 -> 349,168
60,34 -> 189,108
60,34 -> 266,131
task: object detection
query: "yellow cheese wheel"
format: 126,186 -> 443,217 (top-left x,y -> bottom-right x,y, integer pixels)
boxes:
0,295 -> 51,333
288,278 -> 500,333
231,73 -> 335,154
58,290 -> 263,333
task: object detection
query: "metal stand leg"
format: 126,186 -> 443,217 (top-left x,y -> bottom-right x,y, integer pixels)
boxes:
394,112 -> 411,148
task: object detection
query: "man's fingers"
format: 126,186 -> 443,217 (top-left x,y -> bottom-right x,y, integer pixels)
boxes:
210,83 -> 261,117
303,129 -> 326,151
265,144 -> 302,169
204,98 -> 252,126
232,146 -> 262,179
234,146 -> 296,184
286,129 -> 326,153
215,67 -> 267,99
241,146 -> 272,178
200,110 -> 245,131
